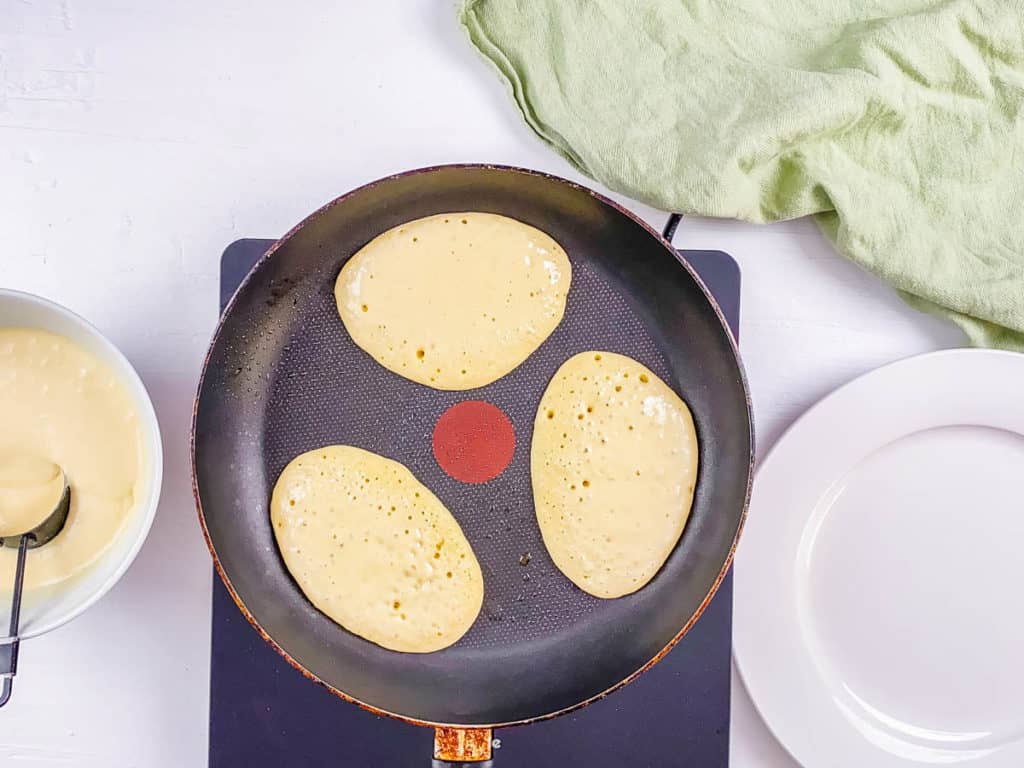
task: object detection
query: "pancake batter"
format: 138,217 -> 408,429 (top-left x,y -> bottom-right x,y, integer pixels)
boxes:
0,328 -> 143,590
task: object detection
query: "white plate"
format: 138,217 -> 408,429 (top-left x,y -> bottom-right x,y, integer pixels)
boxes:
734,349 -> 1024,767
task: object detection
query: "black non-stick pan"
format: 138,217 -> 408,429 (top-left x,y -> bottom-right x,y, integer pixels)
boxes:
191,165 -> 752,764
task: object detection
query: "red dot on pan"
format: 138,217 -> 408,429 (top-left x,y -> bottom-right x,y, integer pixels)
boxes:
432,400 -> 516,484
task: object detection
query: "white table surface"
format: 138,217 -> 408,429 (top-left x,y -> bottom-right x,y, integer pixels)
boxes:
0,2 -> 965,765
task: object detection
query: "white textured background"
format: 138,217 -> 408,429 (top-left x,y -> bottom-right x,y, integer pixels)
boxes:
0,1 -> 961,765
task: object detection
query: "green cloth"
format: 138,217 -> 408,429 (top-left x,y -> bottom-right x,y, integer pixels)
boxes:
460,0 -> 1024,349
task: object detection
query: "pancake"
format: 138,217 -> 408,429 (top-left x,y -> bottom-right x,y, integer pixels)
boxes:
531,352 -> 698,598
270,445 -> 483,653
335,212 -> 571,390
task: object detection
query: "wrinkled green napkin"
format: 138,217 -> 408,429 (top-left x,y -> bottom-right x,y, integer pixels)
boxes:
460,0 -> 1024,349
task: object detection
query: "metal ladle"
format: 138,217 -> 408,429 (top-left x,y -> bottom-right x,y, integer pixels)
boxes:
0,472 -> 70,707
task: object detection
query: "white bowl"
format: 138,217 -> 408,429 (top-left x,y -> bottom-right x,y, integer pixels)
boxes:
0,289 -> 163,639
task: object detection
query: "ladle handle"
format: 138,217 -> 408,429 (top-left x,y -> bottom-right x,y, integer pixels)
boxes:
0,534 -> 30,708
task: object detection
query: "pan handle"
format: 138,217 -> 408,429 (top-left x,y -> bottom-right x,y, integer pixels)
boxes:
663,213 -> 683,244
432,727 -> 494,767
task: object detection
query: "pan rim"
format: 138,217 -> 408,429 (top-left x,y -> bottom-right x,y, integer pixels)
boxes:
190,162 -> 755,729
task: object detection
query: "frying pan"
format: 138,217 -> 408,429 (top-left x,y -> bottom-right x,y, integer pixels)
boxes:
191,164 -> 753,764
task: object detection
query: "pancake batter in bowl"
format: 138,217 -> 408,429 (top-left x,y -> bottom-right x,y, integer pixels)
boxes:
0,328 -> 143,591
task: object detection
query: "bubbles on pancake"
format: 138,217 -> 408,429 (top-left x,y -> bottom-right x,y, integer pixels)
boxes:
531,351 -> 699,599
270,446 -> 483,652
334,212 -> 572,390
